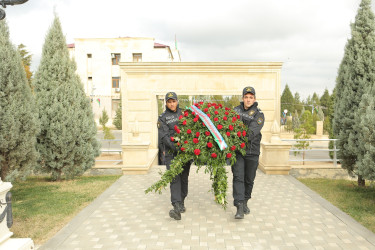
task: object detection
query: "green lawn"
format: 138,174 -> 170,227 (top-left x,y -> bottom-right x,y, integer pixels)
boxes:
299,178 -> 375,233
10,175 -> 121,245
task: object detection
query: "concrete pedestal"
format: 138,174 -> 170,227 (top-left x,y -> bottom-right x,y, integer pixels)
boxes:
122,141 -> 158,174
259,141 -> 292,175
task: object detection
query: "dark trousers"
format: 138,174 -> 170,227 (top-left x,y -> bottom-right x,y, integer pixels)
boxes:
165,155 -> 191,204
231,154 -> 259,206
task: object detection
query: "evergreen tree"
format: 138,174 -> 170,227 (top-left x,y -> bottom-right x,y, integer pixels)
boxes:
320,88 -> 331,117
33,16 -> 100,180
17,43 -> 33,89
113,97 -> 122,130
0,20 -> 40,181
281,84 -> 295,115
293,92 -> 303,114
333,0 -> 375,185
99,109 -> 109,128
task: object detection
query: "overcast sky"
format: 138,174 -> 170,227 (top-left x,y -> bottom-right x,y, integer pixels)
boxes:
3,0 -> 368,99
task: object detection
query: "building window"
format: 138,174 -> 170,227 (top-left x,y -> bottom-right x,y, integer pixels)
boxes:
111,53 -> 121,65
112,77 -> 120,88
133,53 -> 142,62
87,53 -> 92,58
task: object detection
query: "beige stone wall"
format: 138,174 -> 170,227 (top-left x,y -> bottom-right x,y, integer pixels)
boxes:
120,62 -> 282,150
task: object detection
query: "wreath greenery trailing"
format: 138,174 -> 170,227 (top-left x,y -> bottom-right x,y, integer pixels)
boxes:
145,102 -> 248,208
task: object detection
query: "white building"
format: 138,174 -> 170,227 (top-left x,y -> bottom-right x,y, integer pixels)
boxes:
68,37 -> 180,126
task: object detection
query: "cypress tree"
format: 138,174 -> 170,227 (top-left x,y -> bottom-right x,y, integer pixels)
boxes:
113,96 -> 122,130
333,0 -> 375,185
281,84 -> 295,115
0,20 -> 40,181
33,16 -> 100,180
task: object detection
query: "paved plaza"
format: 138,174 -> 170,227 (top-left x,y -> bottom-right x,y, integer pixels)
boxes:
39,165 -> 375,249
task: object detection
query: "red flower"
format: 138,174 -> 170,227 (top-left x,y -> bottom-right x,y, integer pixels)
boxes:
174,125 -> 178,131
202,122 -> 206,126
194,149 -> 201,155
225,107 -> 230,111
187,129 -> 192,134
225,111 -> 229,115
217,124 -> 223,130
177,142 -> 180,146
196,132 -> 200,137
232,117 -> 237,122
240,143 -> 245,148
226,153 -> 232,158
226,132 -> 231,137
199,101 -> 204,105
237,115 -> 240,119
204,108 -> 209,113
207,142 -> 213,148
223,116 -> 228,121
193,138 -> 199,144
214,111 -> 219,115
192,112 -> 196,116
176,129 -> 181,134
219,104 -> 223,108
182,120 -> 187,125
184,112 -> 189,117
205,131 -> 211,136
181,147 -> 186,151
170,137 -> 174,141
207,104 -> 211,108
231,145 -> 236,151
211,153 -> 217,158
214,117 -> 219,122
184,140 -> 188,144
193,117 -> 199,123
242,130 -> 246,136
179,115 -> 183,120
207,114 -> 211,118
229,125 -> 234,131
237,131 -> 242,137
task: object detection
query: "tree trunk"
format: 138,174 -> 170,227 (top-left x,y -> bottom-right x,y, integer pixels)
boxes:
0,160 -> 8,180
357,175 -> 365,187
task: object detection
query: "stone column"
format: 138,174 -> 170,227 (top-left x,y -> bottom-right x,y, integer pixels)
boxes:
0,179 -> 34,249
259,120 -> 292,175
316,121 -> 323,136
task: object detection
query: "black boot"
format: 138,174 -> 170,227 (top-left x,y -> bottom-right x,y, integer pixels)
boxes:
169,203 -> 181,220
180,200 -> 186,213
244,200 -> 250,215
235,203 -> 244,219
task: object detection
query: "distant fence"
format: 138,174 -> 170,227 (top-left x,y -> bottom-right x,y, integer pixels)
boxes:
96,139 -> 122,163
281,139 -> 339,167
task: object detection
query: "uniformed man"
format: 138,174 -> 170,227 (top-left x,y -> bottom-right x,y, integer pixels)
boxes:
157,92 -> 192,220
232,86 -> 265,219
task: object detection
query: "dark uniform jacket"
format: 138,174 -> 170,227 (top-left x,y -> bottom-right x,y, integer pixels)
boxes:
234,102 -> 265,156
157,105 -> 182,158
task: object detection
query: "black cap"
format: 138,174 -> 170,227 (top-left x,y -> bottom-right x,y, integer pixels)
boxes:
243,86 -> 256,96
165,92 -> 178,101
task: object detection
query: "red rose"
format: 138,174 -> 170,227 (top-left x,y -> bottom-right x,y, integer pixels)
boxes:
205,131 -> 211,136
179,115 -> 183,120
223,116 -> 228,121
193,117 -> 199,123
194,149 -> 201,155
207,104 -> 211,108
211,153 -> 217,158
207,114 -> 211,118
193,138 -> 199,144
176,129 -> 181,134
170,137 -> 174,141
174,125 -> 178,131
231,145 -> 236,151
202,122 -> 205,126
214,117 -> 219,122
182,120 -> 187,125
217,124 -> 223,130
240,143 -> 245,148
225,111 -> 229,115
192,112 -> 195,116
214,111 -> 219,115
204,108 -> 209,113
177,142 -> 180,146
232,117 -> 237,122
226,153 -> 232,158
219,104 -> 223,108
229,125 -> 234,131
187,129 -> 192,134
196,132 -> 200,137
226,132 -> 231,137
237,131 -> 242,137
181,147 -> 186,151
184,112 -> 189,117
207,142 -> 213,148
237,115 -> 240,119
199,101 -> 204,105
184,140 -> 188,144
194,103 -> 199,107
225,107 -> 230,111
242,130 -> 246,136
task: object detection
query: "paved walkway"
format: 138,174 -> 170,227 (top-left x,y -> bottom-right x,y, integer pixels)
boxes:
39,165 -> 375,250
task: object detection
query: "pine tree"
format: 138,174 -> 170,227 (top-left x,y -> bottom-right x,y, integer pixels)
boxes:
333,0 -> 375,185
0,20 -> 40,181
281,84 -> 295,115
320,89 -> 331,117
113,99 -> 122,130
33,16 -> 100,180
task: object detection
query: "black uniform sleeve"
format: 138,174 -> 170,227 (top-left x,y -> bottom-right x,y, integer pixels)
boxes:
158,116 -> 177,152
248,111 -> 265,140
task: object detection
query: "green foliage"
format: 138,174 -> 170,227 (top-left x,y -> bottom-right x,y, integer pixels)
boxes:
293,127 -> 311,164
17,43 -> 33,89
294,92 -> 303,114
320,88 -> 331,117
281,84 -> 295,114
103,126 -> 115,140
99,109 -> 109,128
146,102 -> 248,208
333,0 -> 375,182
0,20 -> 40,181
33,16 -> 100,181
113,97 -> 122,130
